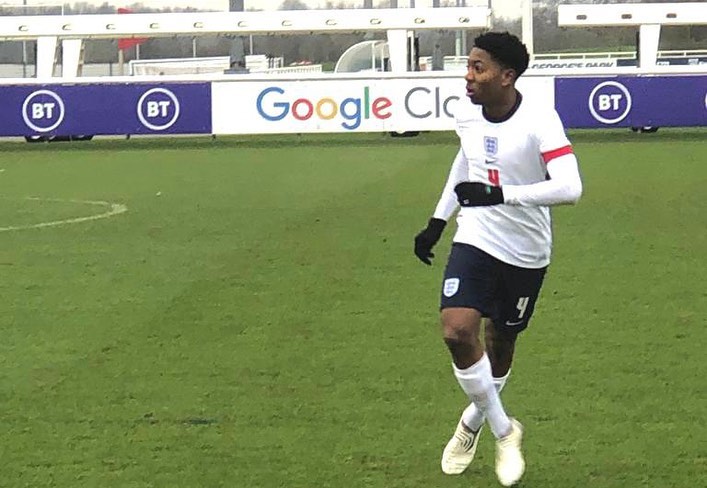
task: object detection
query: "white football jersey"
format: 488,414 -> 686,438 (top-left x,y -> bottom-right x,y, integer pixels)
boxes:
435,95 -> 573,269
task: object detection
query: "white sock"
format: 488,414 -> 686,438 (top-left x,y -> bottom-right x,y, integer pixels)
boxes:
461,370 -> 511,432
453,354 -> 512,439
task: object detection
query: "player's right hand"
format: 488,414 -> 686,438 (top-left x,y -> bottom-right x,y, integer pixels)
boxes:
454,182 -> 504,206
414,218 -> 447,265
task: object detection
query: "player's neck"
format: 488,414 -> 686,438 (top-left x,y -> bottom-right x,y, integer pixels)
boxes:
483,90 -> 521,123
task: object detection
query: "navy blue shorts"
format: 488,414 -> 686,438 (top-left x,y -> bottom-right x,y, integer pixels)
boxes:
440,243 -> 547,333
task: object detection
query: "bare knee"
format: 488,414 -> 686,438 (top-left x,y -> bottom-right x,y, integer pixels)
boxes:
441,308 -> 484,368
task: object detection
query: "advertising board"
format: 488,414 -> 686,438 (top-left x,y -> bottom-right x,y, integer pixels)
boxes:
211,76 -> 554,134
0,83 -> 212,137
555,75 -> 707,128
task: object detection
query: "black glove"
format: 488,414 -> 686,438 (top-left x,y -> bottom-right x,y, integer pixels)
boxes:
454,182 -> 504,207
414,218 -> 446,265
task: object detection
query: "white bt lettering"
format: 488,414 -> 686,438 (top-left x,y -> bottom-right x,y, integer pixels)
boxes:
32,102 -> 55,119
147,100 -> 171,117
598,94 -> 622,111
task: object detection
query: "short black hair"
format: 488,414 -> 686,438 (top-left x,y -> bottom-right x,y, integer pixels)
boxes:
473,32 -> 529,78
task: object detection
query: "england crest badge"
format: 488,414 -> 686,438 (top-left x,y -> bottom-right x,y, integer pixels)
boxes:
484,136 -> 498,156
443,278 -> 460,297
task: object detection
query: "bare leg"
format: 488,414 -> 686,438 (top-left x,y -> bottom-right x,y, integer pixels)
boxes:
484,320 -> 518,378
441,307 -> 512,439
441,307 -> 484,368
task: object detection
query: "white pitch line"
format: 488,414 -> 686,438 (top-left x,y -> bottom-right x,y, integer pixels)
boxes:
0,197 -> 128,233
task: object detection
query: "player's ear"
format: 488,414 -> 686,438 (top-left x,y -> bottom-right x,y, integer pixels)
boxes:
501,68 -> 517,87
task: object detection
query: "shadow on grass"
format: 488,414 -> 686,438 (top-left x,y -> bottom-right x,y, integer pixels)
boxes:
0,132 -> 456,154
0,128 -> 703,154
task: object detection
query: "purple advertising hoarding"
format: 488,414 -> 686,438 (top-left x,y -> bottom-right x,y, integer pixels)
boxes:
0,83 -> 211,137
0,77 -> 704,136
555,75 -> 707,128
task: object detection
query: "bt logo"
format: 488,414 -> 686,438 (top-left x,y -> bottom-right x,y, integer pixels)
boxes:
137,88 -> 181,130
588,81 -> 632,124
22,90 -> 65,132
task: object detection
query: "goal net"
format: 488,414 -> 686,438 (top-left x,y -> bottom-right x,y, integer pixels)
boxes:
128,57 -> 231,76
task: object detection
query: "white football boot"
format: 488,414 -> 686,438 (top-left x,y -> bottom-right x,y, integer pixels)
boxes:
441,421 -> 482,475
495,418 -> 525,487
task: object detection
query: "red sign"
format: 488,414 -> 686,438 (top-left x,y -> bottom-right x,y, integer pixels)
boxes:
117,7 -> 149,51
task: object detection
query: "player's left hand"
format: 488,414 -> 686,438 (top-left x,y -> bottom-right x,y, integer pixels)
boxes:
414,218 -> 446,265
454,182 -> 504,206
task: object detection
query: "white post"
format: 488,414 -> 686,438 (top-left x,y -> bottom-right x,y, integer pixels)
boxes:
36,36 -> 58,79
521,0 -> 534,57
386,29 -> 409,72
118,48 -> 125,76
455,0 -> 467,56
61,39 -> 83,78
638,24 -> 661,68
22,41 -> 28,77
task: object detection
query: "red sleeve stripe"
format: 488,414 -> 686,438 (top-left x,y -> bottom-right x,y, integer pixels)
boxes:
542,145 -> 573,163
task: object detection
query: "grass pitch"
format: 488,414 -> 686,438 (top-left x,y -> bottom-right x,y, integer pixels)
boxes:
0,130 -> 705,488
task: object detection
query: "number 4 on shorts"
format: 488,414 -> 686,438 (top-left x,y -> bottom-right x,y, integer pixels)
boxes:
516,297 -> 529,319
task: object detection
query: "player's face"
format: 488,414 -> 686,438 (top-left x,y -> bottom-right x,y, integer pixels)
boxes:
464,47 -> 514,106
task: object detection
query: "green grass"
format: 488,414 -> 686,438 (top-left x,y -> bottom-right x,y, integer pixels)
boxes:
0,129 -> 705,488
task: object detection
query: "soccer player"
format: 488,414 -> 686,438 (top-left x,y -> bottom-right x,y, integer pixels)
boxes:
413,32 -> 582,486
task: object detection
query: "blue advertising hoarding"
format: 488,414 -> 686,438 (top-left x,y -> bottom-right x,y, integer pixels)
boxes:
555,75 -> 707,128
0,83 -> 212,137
